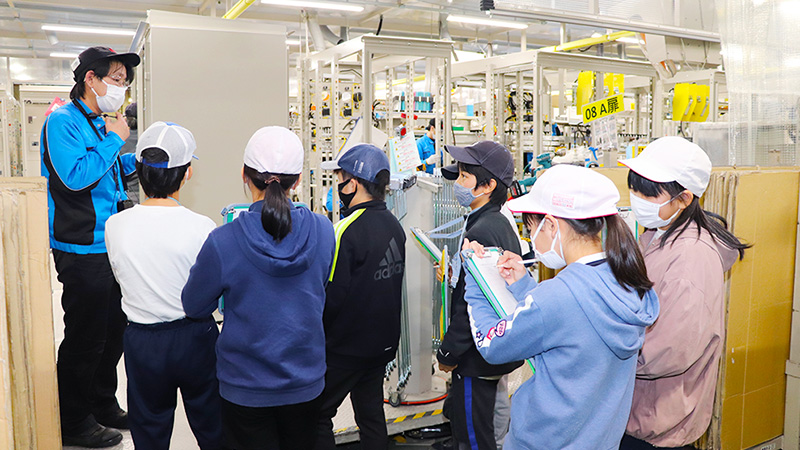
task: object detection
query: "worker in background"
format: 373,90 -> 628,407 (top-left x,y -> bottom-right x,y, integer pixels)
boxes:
620,137 -> 750,450
436,141 -> 523,450
416,118 -> 439,173
315,144 -> 406,450
182,127 -> 335,450
120,102 -> 140,203
42,46 -> 139,448
105,122 -> 223,450
462,164 -> 659,449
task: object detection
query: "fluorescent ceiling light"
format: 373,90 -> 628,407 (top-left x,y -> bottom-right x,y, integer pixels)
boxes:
447,15 -> 528,30
50,52 -> 79,59
260,0 -> 364,12
42,24 -> 136,37
286,39 -> 302,46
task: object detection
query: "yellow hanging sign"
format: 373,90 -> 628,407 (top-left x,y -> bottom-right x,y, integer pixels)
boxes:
581,94 -> 624,124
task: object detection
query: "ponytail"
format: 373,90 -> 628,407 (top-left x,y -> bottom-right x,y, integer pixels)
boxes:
603,214 -> 654,298
243,165 -> 299,243
523,213 -> 653,298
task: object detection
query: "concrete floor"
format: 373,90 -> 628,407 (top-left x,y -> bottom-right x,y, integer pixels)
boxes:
50,256 -> 470,450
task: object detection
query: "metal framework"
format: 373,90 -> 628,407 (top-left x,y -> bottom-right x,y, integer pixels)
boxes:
300,34 -> 454,217
451,50 -> 661,175
299,35 -> 455,401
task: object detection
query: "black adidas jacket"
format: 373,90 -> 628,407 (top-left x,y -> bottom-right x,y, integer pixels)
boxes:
325,200 -> 406,369
437,203 -> 524,377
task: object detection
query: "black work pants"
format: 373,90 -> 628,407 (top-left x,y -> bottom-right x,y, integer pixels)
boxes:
443,373 -> 500,450
315,365 -> 388,450
125,317 -> 223,450
54,250 -> 127,434
222,396 -> 322,450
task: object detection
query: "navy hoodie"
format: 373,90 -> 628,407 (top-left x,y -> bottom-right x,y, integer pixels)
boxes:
182,202 -> 335,408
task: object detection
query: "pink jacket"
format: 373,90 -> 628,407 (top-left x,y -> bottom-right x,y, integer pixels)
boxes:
626,224 -> 738,446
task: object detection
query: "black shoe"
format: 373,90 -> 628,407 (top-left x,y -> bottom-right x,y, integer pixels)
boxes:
95,407 -> 129,430
62,424 -> 123,448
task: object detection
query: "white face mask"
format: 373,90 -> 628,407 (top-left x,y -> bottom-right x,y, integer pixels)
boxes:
630,194 -> 680,229
531,218 -> 567,270
91,80 -> 127,113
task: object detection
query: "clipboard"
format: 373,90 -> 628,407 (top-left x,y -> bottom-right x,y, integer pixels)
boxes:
410,227 -> 442,263
463,247 -> 535,372
439,246 -> 450,337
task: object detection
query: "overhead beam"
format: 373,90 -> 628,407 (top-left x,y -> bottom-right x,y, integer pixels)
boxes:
490,6 -> 720,43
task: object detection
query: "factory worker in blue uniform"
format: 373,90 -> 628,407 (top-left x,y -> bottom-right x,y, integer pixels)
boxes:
41,46 -> 139,448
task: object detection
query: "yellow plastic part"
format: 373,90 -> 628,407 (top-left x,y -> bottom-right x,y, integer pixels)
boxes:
672,83 -> 694,122
602,73 -> 625,96
690,84 -> 711,122
576,71 -> 594,115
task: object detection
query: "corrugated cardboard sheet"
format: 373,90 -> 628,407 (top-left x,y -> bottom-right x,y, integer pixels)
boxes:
0,177 -> 61,449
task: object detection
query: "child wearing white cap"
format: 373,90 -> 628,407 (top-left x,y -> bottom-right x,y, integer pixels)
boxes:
619,137 -> 750,450
105,121 -> 223,450
461,164 -> 660,449
182,126 -> 335,450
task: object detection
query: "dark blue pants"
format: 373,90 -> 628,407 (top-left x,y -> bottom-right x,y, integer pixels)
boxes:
124,317 -> 223,450
443,374 -> 499,450
222,396 -> 322,450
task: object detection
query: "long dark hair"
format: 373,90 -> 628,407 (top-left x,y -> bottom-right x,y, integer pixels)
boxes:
243,165 -> 299,243
524,213 -> 653,298
627,171 -> 750,260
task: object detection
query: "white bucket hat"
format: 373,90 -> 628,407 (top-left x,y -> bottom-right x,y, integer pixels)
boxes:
507,164 -> 619,219
619,136 -> 712,197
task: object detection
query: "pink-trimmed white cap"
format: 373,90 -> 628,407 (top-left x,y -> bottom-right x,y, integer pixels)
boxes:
243,126 -> 304,175
507,164 -> 619,219
619,136 -> 712,197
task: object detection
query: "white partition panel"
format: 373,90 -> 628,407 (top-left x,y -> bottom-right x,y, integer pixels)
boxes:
138,10 -> 287,223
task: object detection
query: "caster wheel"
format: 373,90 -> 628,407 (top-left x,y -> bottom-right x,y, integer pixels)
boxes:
389,392 -> 402,407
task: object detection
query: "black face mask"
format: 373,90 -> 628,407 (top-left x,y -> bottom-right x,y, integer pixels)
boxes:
338,179 -> 356,209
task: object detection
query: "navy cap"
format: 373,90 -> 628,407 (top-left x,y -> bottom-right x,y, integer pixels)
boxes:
441,140 -> 514,187
332,144 -> 390,183
72,46 -> 140,82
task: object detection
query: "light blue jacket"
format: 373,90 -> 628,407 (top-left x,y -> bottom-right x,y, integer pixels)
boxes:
465,261 -> 659,450
41,99 -> 135,254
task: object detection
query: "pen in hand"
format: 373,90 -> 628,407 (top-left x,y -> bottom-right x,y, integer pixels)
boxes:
498,259 -> 538,267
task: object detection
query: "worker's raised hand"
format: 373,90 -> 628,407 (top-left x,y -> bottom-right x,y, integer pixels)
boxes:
497,250 -> 527,286
105,112 -> 130,141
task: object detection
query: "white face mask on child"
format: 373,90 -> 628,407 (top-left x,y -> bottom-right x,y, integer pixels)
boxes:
531,218 -> 566,270
630,194 -> 680,229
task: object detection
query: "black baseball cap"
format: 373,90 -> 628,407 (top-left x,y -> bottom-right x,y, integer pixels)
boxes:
441,140 -> 515,187
72,46 -> 141,82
